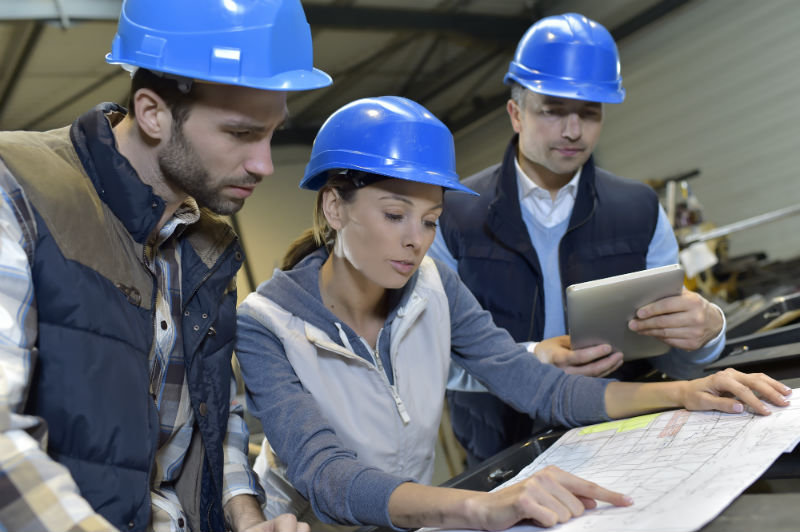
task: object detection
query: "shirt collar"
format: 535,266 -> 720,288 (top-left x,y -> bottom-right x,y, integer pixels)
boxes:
148,197 -> 201,255
514,155 -> 582,200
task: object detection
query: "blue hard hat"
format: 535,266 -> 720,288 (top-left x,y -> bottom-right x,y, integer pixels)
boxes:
504,13 -> 625,104
106,0 -> 331,91
300,96 -> 477,196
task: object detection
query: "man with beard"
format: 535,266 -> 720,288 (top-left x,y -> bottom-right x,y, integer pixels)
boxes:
428,13 -> 726,466
0,1 -> 330,530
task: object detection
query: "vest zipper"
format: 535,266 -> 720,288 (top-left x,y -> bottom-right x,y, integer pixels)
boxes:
142,243 -> 159,399
308,325 -> 411,424
371,330 -> 411,424
142,241 -> 160,523
526,287 -> 539,341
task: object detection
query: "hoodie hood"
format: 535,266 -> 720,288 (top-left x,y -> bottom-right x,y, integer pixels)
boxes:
256,247 -> 419,360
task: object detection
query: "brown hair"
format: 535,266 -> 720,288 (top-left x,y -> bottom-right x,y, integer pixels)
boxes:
280,171 -> 361,271
126,68 -> 198,128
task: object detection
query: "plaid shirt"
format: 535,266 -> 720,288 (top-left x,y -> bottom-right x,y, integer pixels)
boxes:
0,167 -> 260,531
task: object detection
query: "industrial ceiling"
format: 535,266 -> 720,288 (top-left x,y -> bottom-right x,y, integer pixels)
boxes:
0,0 -> 687,142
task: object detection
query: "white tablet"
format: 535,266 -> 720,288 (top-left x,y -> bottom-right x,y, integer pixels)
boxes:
566,264 -> 685,361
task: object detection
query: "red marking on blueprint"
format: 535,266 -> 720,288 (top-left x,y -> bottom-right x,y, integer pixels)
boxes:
659,410 -> 691,438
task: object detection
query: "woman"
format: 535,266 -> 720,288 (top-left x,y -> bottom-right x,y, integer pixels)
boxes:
235,96 -> 790,531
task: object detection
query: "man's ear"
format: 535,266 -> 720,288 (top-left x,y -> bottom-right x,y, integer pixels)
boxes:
321,188 -> 344,231
131,88 -> 173,141
507,98 -> 523,134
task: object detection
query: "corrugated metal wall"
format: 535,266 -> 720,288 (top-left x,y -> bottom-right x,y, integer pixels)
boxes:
454,0 -> 800,263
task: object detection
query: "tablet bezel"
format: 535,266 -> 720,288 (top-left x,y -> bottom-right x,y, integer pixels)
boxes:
566,264 -> 686,361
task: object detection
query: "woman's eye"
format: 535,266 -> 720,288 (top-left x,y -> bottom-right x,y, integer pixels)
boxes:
384,213 -> 403,222
424,220 -> 438,229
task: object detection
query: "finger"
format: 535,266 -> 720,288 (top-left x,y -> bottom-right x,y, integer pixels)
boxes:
737,372 -> 792,407
636,291 -> 692,318
576,495 -> 598,509
705,370 -> 771,415
533,488 -> 577,524
267,513 -> 300,532
636,296 -> 691,318
568,344 -> 613,365
596,353 -> 625,377
534,468 -> 590,520
564,352 -> 623,377
629,311 -> 701,332
693,393 -> 747,415
514,483 -> 567,528
523,503 -> 561,529
556,472 -> 633,508
297,522 -> 310,532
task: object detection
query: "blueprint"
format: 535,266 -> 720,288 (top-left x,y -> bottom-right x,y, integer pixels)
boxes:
426,389 -> 800,532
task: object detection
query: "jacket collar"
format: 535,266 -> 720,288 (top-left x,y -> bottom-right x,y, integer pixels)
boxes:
485,135 -> 540,272
487,135 -> 535,252
486,135 -> 601,270
70,103 -> 166,243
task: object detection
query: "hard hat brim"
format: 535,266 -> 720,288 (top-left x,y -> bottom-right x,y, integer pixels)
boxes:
106,55 -> 332,91
504,71 -> 625,104
301,154 -> 478,196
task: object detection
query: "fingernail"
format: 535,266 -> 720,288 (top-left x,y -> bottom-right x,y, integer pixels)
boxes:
623,495 -> 634,505
732,403 -> 743,413
784,386 -> 792,393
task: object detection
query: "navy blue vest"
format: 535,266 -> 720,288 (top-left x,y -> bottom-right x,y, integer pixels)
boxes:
0,105 -> 241,531
440,136 -> 660,344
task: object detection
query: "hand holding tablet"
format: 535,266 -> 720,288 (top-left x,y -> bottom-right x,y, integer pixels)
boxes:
566,264 -> 686,361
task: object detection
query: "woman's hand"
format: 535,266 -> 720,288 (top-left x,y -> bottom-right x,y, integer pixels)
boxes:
464,466 -> 632,530
679,368 -> 792,415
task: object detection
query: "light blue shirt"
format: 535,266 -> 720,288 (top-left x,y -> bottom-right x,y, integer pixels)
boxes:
429,166 -> 725,388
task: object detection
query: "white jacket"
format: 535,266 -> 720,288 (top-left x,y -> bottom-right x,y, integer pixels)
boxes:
242,257 -> 452,518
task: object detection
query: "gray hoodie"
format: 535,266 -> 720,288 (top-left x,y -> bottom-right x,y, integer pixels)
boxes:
236,247 -> 611,528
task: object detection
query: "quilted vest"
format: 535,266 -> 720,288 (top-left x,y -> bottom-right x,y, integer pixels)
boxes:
0,105 -> 242,531
439,136 -> 659,344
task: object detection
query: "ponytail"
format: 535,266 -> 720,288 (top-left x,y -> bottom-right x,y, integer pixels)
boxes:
280,172 -> 361,270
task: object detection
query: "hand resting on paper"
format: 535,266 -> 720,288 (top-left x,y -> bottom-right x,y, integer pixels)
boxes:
605,368 -> 791,419
679,368 -> 791,416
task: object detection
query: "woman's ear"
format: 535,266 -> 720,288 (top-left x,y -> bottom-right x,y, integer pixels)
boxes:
321,188 -> 344,231
132,88 -> 173,142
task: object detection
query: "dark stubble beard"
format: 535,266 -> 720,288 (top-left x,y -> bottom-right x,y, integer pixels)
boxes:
157,124 -> 251,215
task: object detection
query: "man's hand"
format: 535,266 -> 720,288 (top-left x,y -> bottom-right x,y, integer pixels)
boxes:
224,494 -> 310,532
534,336 -> 623,377
240,514 -> 310,532
628,288 -> 723,350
